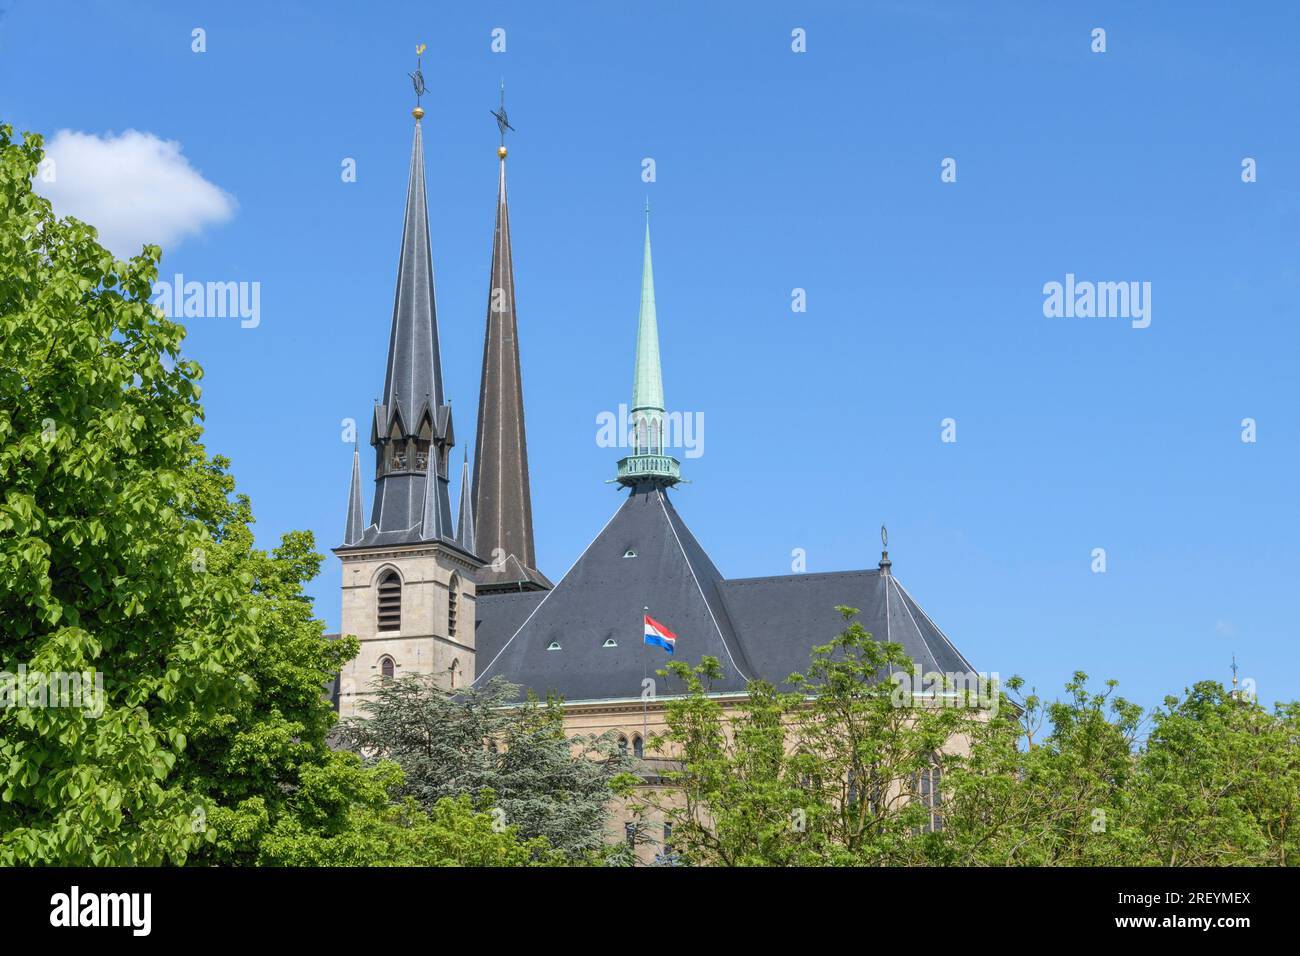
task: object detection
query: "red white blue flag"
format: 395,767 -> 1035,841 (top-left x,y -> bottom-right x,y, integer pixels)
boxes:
643,614 -> 677,655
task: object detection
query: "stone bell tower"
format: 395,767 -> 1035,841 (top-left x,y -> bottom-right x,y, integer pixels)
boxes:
333,100 -> 483,719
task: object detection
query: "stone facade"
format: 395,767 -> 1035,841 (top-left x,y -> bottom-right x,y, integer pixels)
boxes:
337,543 -> 480,719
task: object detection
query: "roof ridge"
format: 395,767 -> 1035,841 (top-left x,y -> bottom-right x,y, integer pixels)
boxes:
888,575 -> 941,673
724,569 -> 879,586
655,489 -> 752,682
892,576 -> 977,673
470,493 -> 626,685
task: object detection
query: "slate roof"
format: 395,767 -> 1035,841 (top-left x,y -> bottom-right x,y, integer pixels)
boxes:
474,485 -> 974,703
474,483 -> 754,701
717,569 -> 974,692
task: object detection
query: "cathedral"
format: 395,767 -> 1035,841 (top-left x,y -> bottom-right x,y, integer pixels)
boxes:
331,100 -> 976,785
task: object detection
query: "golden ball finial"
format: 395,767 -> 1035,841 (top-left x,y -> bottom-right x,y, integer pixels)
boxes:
497,145 -> 508,158
412,106 -> 425,120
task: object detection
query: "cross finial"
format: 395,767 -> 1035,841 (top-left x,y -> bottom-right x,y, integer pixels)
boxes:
490,80 -> 515,151
1231,654 -> 1239,687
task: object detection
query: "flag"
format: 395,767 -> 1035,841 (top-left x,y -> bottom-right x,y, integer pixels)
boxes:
643,614 -> 676,655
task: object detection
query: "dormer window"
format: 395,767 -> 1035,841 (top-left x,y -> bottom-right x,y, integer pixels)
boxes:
623,549 -> 637,558
547,641 -> 561,651
602,638 -> 618,648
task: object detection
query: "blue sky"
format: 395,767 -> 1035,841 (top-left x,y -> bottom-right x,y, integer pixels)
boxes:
4,0 -> 1298,712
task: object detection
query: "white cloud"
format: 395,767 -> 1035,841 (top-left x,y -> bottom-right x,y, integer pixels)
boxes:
36,129 -> 236,258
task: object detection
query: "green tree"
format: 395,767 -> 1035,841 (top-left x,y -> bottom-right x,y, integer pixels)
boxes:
938,673 -> 1145,865
639,608 -> 986,866
256,757 -> 560,867
0,124 -> 258,864
336,674 -> 635,861
1130,683 -> 1300,866
0,124 -> 547,867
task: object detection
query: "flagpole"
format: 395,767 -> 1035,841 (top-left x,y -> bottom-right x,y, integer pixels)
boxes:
642,605 -> 649,745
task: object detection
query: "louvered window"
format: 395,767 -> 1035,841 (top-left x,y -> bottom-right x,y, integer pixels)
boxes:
377,571 -> 402,632
448,575 -> 459,638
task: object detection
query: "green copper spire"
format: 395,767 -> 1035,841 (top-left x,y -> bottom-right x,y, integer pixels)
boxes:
631,210 -> 664,415
616,204 -> 681,488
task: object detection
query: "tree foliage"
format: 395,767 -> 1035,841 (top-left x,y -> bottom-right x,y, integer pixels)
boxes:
637,608 -> 1300,867
336,674 -> 636,861
0,125 -> 547,866
637,608 -> 979,865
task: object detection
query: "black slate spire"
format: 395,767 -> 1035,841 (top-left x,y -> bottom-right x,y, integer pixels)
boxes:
456,452 -> 476,554
354,115 -> 457,548
343,447 -> 365,546
471,134 -> 551,590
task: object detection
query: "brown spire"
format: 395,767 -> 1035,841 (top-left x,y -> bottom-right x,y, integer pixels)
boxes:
471,135 -> 551,591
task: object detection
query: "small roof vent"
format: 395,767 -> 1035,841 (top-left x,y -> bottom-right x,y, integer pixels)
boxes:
546,641 -> 561,651
602,638 -> 618,648
623,548 -> 637,558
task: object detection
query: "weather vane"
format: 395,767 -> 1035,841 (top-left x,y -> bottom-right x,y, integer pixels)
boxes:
490,81 -> 515,149
881,524 -> 888,549
410,43 -> 428,114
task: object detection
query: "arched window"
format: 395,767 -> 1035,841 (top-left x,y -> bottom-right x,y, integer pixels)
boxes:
447,573 -> 460,639
377,570 -> 402,632
387,424 -> 408,472
448,658 -> 460,690
649,418 -> 659,455
633,735 -> 644,759
415,417 -> 432,473
618,735 -> 629,756
636,417 -> 648,455
379,655 -> 395,681
915,757 -> 943,833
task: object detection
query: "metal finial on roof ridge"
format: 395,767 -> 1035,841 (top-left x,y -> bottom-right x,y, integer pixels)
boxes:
878,522 -> 891,575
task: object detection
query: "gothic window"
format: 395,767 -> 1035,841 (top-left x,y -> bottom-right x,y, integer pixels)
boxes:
448,573 -> 459,639
448,658 -> 459,690
914,757 -> 943,833
379,655 -> 395,681
633,735 -> 644,759
649,418 -> 659,455
635,417 -> 648,455
387,423 -> 408,473
377,570 -> 402,632
618,735 -> 629,756
415,419 -> 432,472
